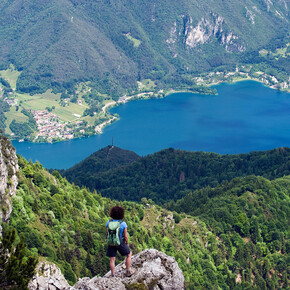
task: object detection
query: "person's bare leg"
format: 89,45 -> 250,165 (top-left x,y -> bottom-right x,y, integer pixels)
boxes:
110,257 -> 116,275
125,251 -> 132,270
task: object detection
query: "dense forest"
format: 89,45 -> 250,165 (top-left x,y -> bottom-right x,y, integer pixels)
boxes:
63,147 -> 290,203
169,175 -> 290,289
0,128 -> 289,288
60,146 -> 140,180
0,0 -> 288,94
0,226 -> 37,289
2,153 -> 289,289
0,99 -> 9,132
7,156 -> 223,288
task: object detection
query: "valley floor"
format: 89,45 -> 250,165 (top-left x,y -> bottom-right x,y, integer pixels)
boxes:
1,64 -> 289,143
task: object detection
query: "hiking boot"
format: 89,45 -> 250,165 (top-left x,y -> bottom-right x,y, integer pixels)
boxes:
125,268 -> 136,277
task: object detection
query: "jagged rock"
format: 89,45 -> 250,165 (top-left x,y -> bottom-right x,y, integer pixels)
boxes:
0,134 -> 19,234
29,261 -> 70,290
76,249 -> 184,289
167,13 -> 246,53
73,277 -> 126,290
29,249 -> 185,290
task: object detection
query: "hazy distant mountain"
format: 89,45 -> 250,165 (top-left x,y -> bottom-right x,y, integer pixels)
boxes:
0,0 -> 288,93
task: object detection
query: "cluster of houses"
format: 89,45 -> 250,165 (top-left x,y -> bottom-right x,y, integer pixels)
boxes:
4,97 -> 18,106
0,87 -> 18,105
193,67 -> 289,91
118,95 -> 127,104
32,110 -> 74,141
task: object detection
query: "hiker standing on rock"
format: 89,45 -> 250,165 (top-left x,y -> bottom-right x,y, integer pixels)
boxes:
106,205 -> 134,277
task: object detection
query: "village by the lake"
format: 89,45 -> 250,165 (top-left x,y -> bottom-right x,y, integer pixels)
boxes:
1,62 -> 289,143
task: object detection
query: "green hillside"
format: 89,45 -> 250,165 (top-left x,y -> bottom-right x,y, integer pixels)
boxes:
0,130 -> 289,288
60,145 -> 140,180
7,155 -> 224,288
169,175 -> 290,289
0,0 -> 288,95
63,147 -> 290,203
5,154 -> 289,289
0,0 -> 288,141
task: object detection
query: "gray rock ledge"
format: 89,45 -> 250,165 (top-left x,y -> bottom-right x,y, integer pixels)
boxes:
29,249 -> 185,290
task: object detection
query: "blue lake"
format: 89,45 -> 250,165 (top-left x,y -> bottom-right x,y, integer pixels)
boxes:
13,81 -> 290,169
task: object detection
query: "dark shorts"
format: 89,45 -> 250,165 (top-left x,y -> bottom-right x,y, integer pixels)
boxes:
107,242 -> 131,257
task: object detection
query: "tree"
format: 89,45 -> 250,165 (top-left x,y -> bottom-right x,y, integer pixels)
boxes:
0,227 -> 38,289
83,231 -> 94,251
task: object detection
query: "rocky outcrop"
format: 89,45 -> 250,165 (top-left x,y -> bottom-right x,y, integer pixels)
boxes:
245,6 -> 257,24
29,249 -> 185,290
29,261 -> 70,290
184,15 -> 224,48
167,13 -> 246,53
0,134 -> 19,234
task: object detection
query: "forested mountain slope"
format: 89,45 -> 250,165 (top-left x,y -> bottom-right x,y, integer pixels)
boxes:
6,155 -> 290,289
63,147 -> 290,203
0,0 -> 288,94
7,155 -> 226,288
170,174 -> 290,241
59,145 -> 140,180
169,174 -> 290,290
0,134 -> 289,289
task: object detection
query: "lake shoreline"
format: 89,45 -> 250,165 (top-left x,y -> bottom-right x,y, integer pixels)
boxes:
86,77 -> 289,139
11,78 -> 289,145
12,80 -> 290,169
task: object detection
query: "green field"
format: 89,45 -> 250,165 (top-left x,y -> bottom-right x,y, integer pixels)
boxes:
14,89 -> 88,122
16,90 -> 60,102
22,97 -> 59,110
1,70 -> 112,139
4,107 -> 29,135
138,79 -> 156,91
83,114 -> 103,126
259,43 -> 290,59
273,43 -> 290,57
0,66 -> 21,90
125,33 -> 141,48
54,103 -> 87,122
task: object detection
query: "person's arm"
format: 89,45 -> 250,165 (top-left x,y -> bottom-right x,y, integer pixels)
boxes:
123,228 -> 129,244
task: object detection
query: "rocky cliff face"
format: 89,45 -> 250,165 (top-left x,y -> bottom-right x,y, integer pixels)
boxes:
0,0 -> 288,94
0,134 -> 19,234
167,13 -> 246,54
29,249 -> 185,290
165,0 -> 289,57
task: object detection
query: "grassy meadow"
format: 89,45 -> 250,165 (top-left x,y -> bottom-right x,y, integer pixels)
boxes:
0,65 -> 21,90
4,107 -> 29,135
0,68 -> 104,137
125,33 -> 142,48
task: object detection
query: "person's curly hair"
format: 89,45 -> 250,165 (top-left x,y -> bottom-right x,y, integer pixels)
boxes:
110,206 -> 125,220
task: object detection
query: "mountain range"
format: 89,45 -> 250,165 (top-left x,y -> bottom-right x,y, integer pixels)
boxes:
0,0 -> 288,94
0,1 -> 290,288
